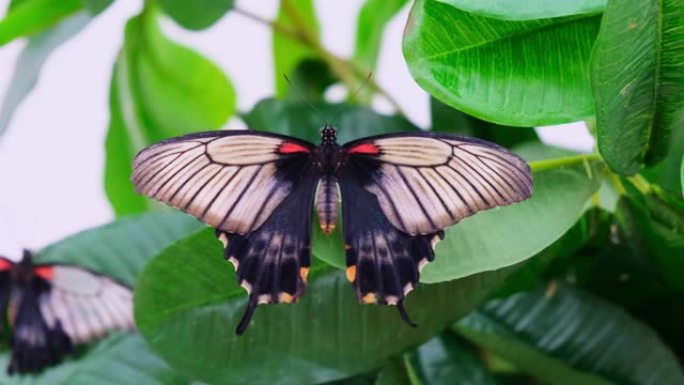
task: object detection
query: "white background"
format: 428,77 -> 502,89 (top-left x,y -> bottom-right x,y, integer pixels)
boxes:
0,0 -> 593,258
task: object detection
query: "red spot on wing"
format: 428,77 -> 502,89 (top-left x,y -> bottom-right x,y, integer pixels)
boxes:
278,142 -> 311,154
0,259 -> 13,271
34,266 -> 54,280
347,143 -> 380,155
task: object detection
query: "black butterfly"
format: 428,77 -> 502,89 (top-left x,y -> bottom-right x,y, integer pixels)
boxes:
0,250 -> 133,374
132,127 -> 533,334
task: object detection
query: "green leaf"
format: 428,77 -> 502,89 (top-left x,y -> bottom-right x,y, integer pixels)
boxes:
436,0 -> 605,20
158,0 -> 234,30
135,229 -> 514,385
353,0 -> 408,72
403,0 -> 600,126
38,211 -> 203,284
430,98 -> 538,148
419,158 -> 604,283
375,358 -> 414,385
0,0 -> 82,46
407,332 -> 498,385
511,142 -> 577,162
241,97 -> 419,144
591,0 -> 684,175
681,155 -> 684,198
0,13 -> 90,138
642,124 -> 684,196
104,8 -> 235,216
273,0 -> 321,98
0,334 -> 189,385
456,284 -> 684,385
83,0 -> 114,14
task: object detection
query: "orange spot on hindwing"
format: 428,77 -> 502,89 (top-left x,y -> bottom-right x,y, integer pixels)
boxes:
34,266 -> 54,280
0,259 -> 13,271
346,265 -> 357,282
299,267 -> 309,283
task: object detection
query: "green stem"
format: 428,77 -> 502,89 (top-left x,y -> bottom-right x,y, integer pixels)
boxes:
233,4 -> 405,114
627,174 -> 652,195
529,154 -> 601,172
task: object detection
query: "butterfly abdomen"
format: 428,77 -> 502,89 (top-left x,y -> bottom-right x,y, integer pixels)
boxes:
316,175 -> 339,235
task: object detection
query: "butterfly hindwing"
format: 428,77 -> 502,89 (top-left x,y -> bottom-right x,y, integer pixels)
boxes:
132,131 -> 316,235
216,166 -> 320,334
342,132 -> 533,235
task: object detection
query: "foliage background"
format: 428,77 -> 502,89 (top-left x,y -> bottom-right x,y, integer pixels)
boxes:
0,0 -> 682,385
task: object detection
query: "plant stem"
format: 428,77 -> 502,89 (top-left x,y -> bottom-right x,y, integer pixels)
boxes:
627,174 -> 652,195
232,5 -> 405,114
530,154 -> 602,173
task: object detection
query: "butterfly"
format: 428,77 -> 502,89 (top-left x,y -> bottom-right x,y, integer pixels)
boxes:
0,250 -> 133,374
131,127 -> 533,334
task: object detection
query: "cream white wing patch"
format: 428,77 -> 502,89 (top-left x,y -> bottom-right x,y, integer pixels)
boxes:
132,132 -> 312,235
362,136 -> 533,235
38,266 -> 133,344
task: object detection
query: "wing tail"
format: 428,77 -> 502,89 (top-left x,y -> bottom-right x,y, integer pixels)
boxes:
216,171 -> 318,335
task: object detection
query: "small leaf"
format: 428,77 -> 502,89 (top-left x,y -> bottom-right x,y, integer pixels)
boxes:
0,13 -> 90,138
456,284 -> 684,385
0,0 -> 82,46
353,0 -> 408,72
403,0 -> 600,126
134,229 -> 514,385
681,155 -> 683,198
436,0 -> 606,20
158,0 -> 234,30
591,0 -> 684,175
408,332 -> 498,385
104,7 -> 235,216
241,97 -> 418,144
419,159 -> 604,283
273,0 -> 321,98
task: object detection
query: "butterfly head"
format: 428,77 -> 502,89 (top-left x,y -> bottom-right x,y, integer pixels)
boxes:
320,124 -> 338,145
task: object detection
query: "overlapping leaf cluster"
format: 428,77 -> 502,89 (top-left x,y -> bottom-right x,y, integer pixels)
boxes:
0,0 -> 682,384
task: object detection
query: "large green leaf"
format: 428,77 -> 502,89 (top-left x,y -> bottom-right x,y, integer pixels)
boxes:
436,0 -> 605,20
0,13 -> 90,138
0,335 -> 188,385
419,158 -> 604,283
273,0 -> 321,98
591,0 -> 684,175
135,229 -> 514,385
456,285 -> 684,385
0,0 -> 81,46
104,7 -> 235,216
353,0 -> 408,73
241,98 -> 418,144
681,155 -> 684,197
430,98 -> 538,148
403,0 -> 600,126
0,211 -> 200,384
158,0 -> 234,30
407,332 -> 498,385
642,124 -> 684,196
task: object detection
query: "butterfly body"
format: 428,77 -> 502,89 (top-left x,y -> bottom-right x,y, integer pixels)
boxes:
132,126 -> 533,334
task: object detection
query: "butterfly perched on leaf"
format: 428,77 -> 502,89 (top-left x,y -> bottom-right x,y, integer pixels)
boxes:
132,127 -> 533,334
0,250 -> 133,375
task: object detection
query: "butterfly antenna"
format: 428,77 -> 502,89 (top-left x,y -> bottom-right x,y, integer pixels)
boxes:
283,74 -> 329,125
329,72 -> 373,127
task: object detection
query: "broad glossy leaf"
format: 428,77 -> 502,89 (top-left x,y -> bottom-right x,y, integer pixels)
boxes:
0,13 -> 90,138
681,155 -> 684,197
511,142 -> 577,162
436,0 -> 605,20
0,334 -> 188,385
591,0 -> 684,175
419,159 -> 604,283
643,119 -> 684,197
375,358 -> 413,385
273,0 -> 321,98
38,211 -> 203,284
104,8 -> 235,216
135,229 -> 514,385
456,284 -> 684,385
430,98 -> 538,148
241,98 -> 418,144
158,0 -> 234,30
404,0 -> 600,126
353,0 -> 408,73
0,0 -> 81,46
407,332 -> 497,385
